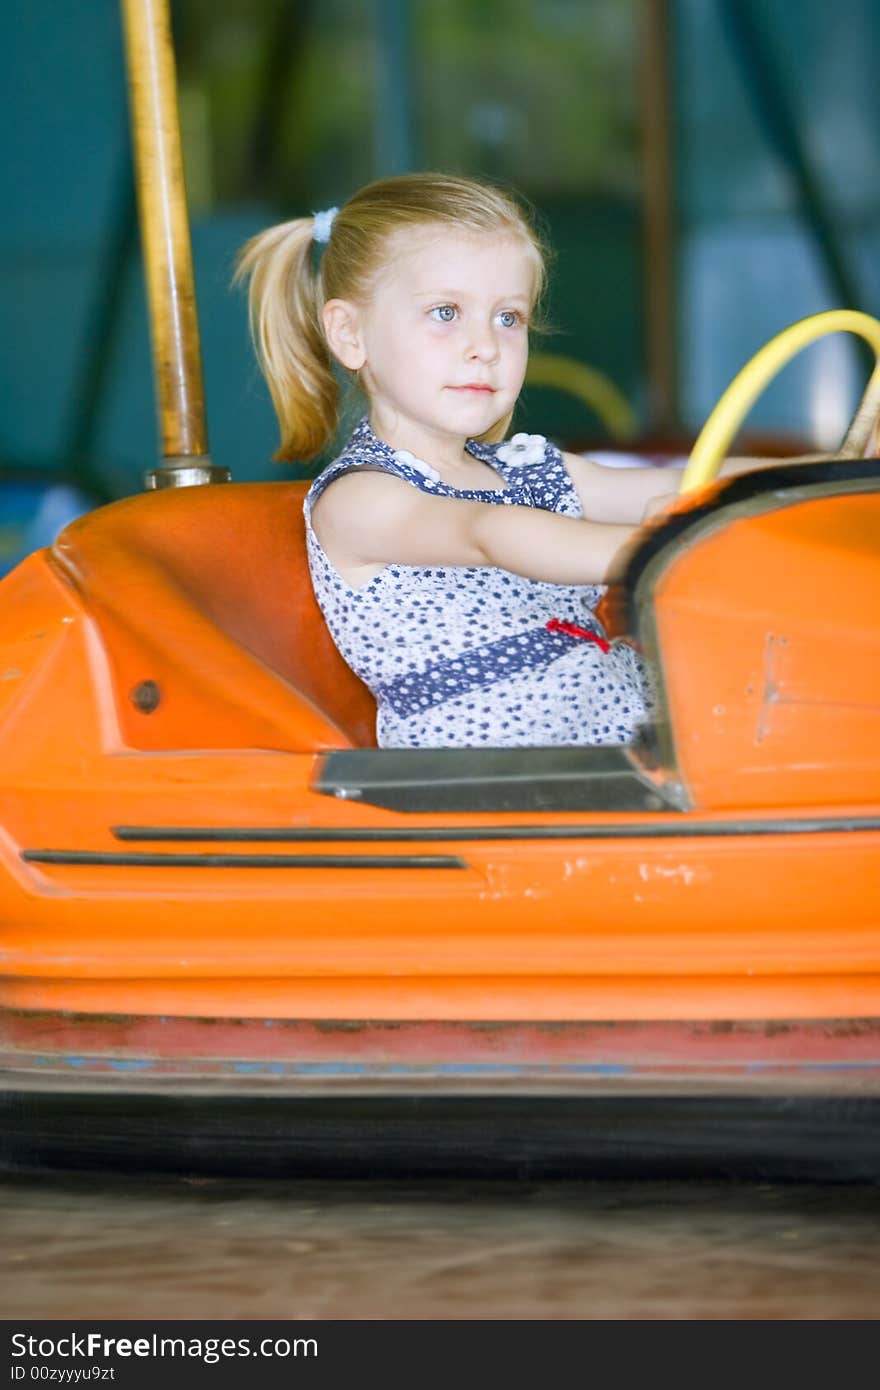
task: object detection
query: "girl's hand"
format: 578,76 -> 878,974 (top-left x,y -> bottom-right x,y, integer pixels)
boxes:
563,448 -> 829,526
641,491 -> 678,522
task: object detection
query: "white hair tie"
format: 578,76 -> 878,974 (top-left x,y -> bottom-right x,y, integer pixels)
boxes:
312,207 -> 339,244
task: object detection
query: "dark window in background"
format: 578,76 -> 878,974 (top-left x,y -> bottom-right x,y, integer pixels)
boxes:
174,0 -> 639,204
418,0 -> 638,197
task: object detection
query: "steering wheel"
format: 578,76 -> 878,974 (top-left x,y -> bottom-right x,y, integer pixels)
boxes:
678,309 -> 880,495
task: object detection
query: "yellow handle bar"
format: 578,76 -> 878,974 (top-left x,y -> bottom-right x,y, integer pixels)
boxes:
680,309 -> 880,494
525,352 -> 637,442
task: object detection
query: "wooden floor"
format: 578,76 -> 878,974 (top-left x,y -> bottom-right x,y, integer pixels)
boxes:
3,1173 -> 879,1319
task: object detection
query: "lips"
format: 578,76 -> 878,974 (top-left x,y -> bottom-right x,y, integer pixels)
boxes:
448,384 -> 496,393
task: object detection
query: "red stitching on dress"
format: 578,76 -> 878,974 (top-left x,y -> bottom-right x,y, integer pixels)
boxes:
546,617 -> 610,653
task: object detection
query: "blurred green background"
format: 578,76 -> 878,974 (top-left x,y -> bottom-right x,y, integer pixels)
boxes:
3,0 -> 880,559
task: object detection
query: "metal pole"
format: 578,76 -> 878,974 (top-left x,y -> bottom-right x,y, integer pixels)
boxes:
120,0 -> 228,487
375,0 -> 417,174
640,0 -> 680,433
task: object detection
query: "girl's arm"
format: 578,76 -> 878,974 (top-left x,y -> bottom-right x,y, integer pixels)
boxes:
562,450 -> 829,525
311,471 -> 640,586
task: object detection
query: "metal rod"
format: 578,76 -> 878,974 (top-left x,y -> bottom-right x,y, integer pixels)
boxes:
376,0 -> 417,174
639,0 -> 680,432
120,0 -> 228,487
241,2 -> 312,201
839,360 -> 880,457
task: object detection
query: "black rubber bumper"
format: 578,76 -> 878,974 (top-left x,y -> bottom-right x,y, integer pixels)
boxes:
4,1090 -> 880,1182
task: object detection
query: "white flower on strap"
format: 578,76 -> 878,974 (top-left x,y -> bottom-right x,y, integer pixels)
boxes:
393,449 -> 441,485
495,432 -> 547,467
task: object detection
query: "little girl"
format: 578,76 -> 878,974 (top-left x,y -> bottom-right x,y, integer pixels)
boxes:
237,172 -> 681,749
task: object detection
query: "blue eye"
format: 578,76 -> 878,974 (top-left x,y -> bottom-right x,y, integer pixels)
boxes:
497,310 -> 521,328
431,305 -> 457,322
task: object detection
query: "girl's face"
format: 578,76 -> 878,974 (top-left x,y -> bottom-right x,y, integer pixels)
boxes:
329,226 -> 536,458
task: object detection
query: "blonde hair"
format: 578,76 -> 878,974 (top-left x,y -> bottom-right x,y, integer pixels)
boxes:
235,172 -> 548,461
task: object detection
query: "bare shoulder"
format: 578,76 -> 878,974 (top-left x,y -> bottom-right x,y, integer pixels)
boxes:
311,467 -> 412,527
310,469 -> 419,566
559,450 -> 616,517
560,450 -> 606,487
310,468 -> 486,572
561,449 -> 682,524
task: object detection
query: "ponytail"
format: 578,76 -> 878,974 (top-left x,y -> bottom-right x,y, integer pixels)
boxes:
234,218 -> 339,461
237,175 -> 548,463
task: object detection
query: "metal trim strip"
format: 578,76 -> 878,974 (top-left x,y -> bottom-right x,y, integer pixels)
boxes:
111,817 -> 880,842
20,850 -> 467,870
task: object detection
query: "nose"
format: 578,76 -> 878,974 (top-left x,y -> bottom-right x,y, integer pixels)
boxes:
464,320 -> 500,364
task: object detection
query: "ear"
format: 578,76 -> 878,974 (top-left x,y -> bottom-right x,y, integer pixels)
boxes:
322,299 -> 366,371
